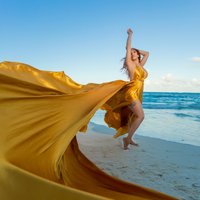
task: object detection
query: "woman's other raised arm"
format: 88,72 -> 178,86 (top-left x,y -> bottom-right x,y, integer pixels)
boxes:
139,49 -> 149,67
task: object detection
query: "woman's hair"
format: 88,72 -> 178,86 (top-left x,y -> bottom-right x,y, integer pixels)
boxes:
121,48 -> 141,79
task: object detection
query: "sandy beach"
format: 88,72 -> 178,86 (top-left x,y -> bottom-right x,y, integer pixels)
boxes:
77,122 -> 200,200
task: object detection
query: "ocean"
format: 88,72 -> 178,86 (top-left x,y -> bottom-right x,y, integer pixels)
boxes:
90,92 -> 200,147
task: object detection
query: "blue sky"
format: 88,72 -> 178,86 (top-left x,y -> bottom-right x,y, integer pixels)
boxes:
1,0 -> 200,92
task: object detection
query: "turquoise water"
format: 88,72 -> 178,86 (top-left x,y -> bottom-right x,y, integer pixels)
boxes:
90,92 -> 200,147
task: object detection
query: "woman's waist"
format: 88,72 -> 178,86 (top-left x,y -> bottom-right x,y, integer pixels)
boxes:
124,80 -> 144,89
129,78 -> 145,83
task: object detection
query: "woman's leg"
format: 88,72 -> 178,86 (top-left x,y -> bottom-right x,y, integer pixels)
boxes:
123,100 -> 144,149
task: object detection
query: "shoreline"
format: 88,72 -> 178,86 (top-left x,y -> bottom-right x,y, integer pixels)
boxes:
89,121 -> 200,147
77,123 -> 200,200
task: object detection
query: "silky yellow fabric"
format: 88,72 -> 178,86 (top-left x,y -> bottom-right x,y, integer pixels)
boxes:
0,61 -> 177,200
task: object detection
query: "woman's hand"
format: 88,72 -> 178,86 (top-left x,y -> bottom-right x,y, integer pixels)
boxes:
127,28 -> 133,35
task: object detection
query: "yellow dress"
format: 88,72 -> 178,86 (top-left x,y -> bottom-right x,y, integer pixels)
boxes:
102,65 -> 148,138
0,61 -> 177,200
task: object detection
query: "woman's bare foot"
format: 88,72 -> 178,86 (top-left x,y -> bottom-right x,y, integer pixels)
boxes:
130,139 -> 139,146
123,137 -> 130,150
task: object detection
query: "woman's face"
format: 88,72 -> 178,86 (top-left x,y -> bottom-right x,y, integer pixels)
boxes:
131,49 -> 139,60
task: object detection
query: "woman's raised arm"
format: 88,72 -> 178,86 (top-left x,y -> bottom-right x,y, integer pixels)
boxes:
138,49 -> 149,67
125,28 -> 133,66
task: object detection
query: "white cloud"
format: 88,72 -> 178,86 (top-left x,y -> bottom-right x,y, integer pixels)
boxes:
191,57 -> 200,62
162,73 -> 173,82
144,74 -> 200,92
191,78 -> 200,86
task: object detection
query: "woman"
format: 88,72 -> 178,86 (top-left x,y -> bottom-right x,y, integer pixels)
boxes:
122,28 -> 149,149
102,28 -> 149,150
